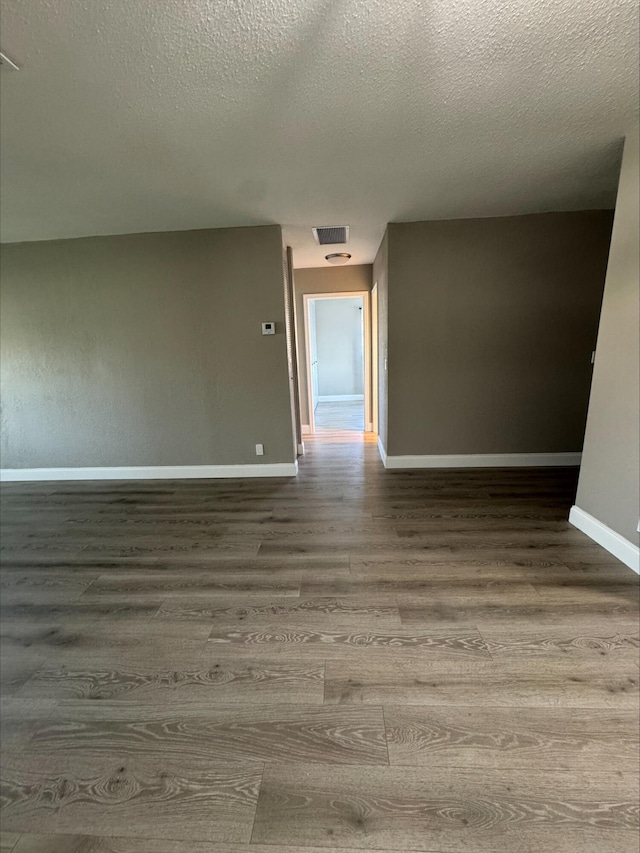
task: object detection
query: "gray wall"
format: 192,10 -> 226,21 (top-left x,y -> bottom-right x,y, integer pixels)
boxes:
384,211 -> 614,456
575,125 -> 640,544
315,297 -> 364,397
0,225 -> 295,468
293,264 -> 372,427
373,231 -> 389,450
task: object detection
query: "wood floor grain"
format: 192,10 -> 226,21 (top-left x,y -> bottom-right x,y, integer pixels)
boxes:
158,596 -> 402,631
1,753 -> 262,842
10,837 -> 442,853
206,627 -> 491,658
252,764 -> 639,851
324,657 -> 639,707
19,661 -> 325,704
480,626 -> 639,658
0,700 -> 59,752
0,833 -> 20,852
2,437 -> 638,850
0,651 -> 46,697
384,705 -> 640,769
79,571 -> 302,598
397,594 -> 640,631
0,619 -> 212,667
24,704 -> 387,765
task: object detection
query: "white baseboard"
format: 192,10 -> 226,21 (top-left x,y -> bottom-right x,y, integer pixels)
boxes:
0,462 -> 299,482
317,395 -> 364,402
569,506 -> 640,574
377,437 -> 388,466
381,452 -> 582,469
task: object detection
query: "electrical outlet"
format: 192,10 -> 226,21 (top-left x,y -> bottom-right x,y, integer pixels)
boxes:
255,444 -> 264,456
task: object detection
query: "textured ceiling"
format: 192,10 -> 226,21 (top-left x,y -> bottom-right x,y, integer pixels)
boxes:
0,0 -> 638,266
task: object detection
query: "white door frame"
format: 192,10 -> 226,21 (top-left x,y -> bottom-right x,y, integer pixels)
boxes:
371,283 -> 379,435
302,291 -> 372,433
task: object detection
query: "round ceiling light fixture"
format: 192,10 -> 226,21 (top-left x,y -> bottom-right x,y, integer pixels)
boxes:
325,253 -> 351,265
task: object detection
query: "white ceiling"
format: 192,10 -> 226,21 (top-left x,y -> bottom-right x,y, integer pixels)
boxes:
0,0 -> 638,267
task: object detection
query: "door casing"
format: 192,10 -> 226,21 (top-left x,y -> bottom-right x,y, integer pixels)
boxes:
302,290 -> 372,433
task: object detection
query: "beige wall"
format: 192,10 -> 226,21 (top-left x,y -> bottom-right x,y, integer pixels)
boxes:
373,231 -> 389,450
385,211 -> 614,456
293,264 -> 372,426
315,297 -> 365,397
0,225 -> 295,468
575,126 -> 640,543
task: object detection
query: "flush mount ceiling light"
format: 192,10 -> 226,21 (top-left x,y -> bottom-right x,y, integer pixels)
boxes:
325,253 -> 351,265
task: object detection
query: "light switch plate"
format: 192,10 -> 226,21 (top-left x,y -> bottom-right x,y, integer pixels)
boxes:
261,322 -> 275,335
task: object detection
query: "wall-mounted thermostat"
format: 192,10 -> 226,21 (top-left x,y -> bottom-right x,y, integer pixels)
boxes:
261,322 -> 275,335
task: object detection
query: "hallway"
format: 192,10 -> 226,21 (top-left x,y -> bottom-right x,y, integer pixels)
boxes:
0,438 -> 638,850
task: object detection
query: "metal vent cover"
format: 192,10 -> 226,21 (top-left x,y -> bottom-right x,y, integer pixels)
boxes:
312,225 -> 349,245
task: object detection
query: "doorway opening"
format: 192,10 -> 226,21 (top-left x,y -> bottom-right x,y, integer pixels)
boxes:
303,291 -> 372,435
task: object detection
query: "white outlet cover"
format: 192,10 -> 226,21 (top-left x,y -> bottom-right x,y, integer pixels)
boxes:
261,322 -> 275,335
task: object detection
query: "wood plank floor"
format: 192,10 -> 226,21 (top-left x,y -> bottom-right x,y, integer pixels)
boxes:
313,401 -> 364,431
1,433 -> 638,852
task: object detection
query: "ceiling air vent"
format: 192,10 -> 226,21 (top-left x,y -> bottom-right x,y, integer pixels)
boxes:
312,225 -> 349,245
